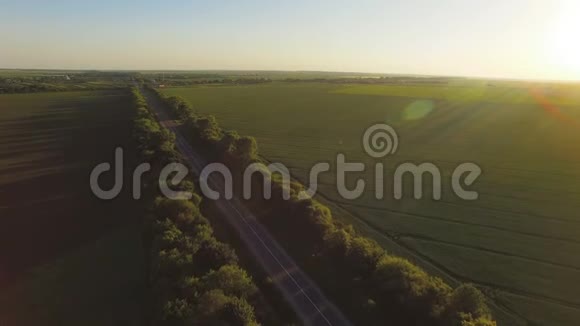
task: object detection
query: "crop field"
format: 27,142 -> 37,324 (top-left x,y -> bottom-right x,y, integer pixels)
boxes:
163,82 -> 580,325
0,90 -> 144,325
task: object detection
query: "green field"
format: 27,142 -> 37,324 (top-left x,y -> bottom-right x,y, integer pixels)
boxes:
163,82 -> 580,325
0,90 -> 144,325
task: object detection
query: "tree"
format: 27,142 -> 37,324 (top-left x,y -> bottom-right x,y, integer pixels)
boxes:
323,228 -> 352,261
196,115 -> 222,143
173,180 -> 202,205
156,219 -> 185,249
161,298 -> 192,326
201,265 -> 257,299
221,296 -> 260,326
194,290 -> 259,326
445,284 -> 491,325
457,313 -> 497,326
219,130 -> 240,156
232,136 -> 258,163
194,237 -> 239,272
373,256 -> 451,320
344,236 -> 384,279
179,275 -> 202,300
300,201 -> 336,245
154,197 -> 202,228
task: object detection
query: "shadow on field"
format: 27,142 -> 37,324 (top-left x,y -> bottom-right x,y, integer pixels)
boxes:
0,91 -> 145,325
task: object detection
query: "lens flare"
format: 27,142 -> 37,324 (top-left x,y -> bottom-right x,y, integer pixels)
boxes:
402,100 -> 434,121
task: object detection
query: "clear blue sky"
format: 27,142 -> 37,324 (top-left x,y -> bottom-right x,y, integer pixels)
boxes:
1,0 -> 578,80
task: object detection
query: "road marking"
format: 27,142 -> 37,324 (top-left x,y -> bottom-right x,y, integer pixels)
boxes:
227,204 -> 334,326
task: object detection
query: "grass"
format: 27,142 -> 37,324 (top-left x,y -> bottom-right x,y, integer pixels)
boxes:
162,82 -> 580,325
333,82 -> 580,106
0,225 -> 145,326
0,90 -> 145,325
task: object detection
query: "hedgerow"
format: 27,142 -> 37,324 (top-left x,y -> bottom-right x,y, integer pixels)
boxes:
131,87 -> 261,325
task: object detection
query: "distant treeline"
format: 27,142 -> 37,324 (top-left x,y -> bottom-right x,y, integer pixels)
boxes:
0,73 -> 134,94
283,76 -> 451,85
0,72 -> 453,94
131,87 -> 262,325
149,87 -> 496,326
152,76 -> 451,87
154,78 -> 272,87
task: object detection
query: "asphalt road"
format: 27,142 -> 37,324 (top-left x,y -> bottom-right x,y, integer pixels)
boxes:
141,88 -> 353,326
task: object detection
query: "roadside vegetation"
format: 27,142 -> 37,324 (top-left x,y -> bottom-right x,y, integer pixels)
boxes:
150,87 -> 496,325
131,88 -> 263,325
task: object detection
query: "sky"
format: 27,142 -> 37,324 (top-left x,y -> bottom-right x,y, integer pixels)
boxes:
1,0 -> 579,80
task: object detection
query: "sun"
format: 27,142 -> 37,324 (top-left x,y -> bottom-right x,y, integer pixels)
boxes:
547,1 -> 580,76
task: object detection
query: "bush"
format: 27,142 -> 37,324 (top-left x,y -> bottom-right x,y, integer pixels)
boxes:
232,136 -> 258,163
194,237 -> 239,272
162,298 -> 192,326
153,197 -> 204,228
344,236 -> 384,280
444,284 -> 492,325
201,265 -> 258,299
458,314 -> 497,326
194,290 -> 260,326
221,296 -> 260,326
373,256 -> 451,321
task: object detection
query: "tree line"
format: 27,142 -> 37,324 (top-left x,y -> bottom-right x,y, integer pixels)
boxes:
149,87 -> 496,326
0,73 -> 134,94
153,78 -> 271,87
131,87 -> 262,326
282,76 -> 450,85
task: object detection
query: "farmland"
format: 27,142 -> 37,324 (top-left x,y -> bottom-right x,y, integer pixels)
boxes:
0,90 -> 145,325
163,82 -> 580,325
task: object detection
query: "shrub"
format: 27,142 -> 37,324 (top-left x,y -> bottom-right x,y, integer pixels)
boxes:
153,197 -> 203,228
373,256 -> 451,320
201,265 -> 258,299
444,284 -> 492,325
161,298 -> 192,326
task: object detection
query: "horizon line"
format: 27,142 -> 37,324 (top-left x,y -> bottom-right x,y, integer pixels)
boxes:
1,67 -> 579,84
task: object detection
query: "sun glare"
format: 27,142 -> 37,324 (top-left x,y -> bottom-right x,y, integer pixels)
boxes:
547,1 -> 580,76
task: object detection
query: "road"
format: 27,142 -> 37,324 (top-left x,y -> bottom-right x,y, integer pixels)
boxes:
141,88 -> 353,326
